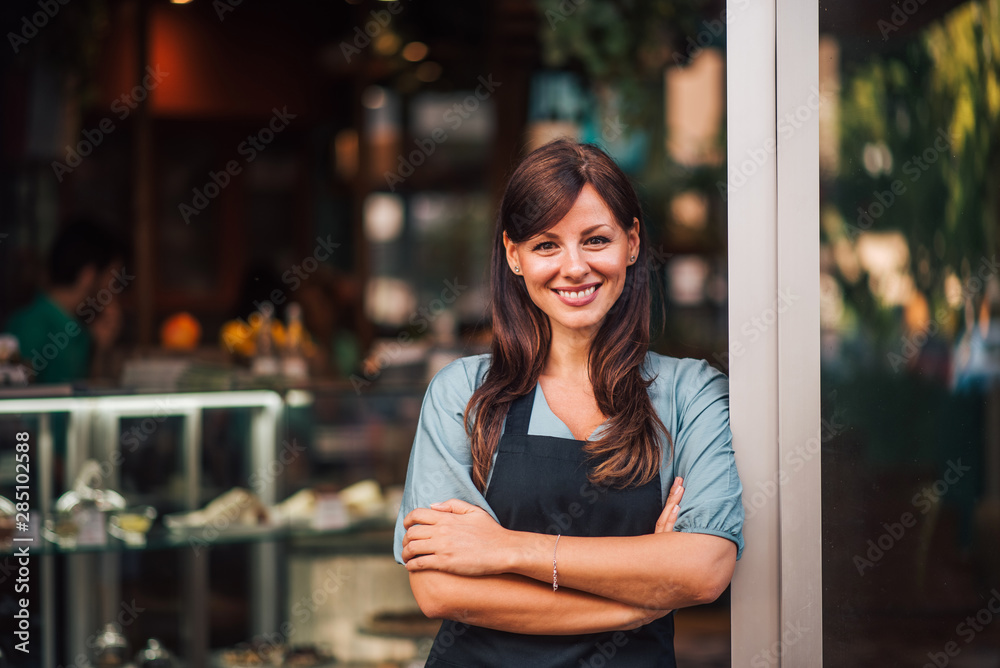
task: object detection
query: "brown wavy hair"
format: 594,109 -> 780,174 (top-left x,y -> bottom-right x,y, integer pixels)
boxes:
465,139 -> 671,492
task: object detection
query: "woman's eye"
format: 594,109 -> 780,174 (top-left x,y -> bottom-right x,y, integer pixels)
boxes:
531,241 -> 556,251
586,236 -> 611,245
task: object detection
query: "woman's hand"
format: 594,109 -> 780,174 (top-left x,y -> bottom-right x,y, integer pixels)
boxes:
402,499 -> 517,576
654,477 -> 684,534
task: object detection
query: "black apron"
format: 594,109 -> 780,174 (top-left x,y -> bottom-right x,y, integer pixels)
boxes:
425,386 -> 676,667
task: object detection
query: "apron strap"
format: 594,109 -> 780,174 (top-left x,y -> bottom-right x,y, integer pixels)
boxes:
503,384 -> 536,436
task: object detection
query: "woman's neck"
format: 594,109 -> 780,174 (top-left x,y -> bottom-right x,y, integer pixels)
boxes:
543,323 -> 597,381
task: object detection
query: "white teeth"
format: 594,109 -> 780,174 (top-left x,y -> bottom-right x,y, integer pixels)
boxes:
557,286 -> 596,299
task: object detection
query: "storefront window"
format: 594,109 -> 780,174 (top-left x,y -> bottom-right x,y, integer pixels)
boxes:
820,2 -> 1000,663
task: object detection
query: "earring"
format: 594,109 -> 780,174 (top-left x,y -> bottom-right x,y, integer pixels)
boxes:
514,266 -> 519,273
630,256 -> 635,262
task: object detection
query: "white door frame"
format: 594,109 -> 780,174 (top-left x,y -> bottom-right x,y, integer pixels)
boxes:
728,0 -> 822,665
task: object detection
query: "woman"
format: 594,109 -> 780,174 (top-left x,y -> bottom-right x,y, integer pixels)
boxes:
393,139 -> 744,666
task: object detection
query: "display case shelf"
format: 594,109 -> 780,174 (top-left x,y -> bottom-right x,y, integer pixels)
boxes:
0,389 -> 284,667
1,519 -> 395,557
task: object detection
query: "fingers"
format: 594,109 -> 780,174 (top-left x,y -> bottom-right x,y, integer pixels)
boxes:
668,476 -> 683,499
401,523 -> 436,561
403,507 -> 443,529
660,505 -> 680,533
401,539 -> 433,564
404,555 -> 435,571
429,498 -> 481,514
404,499 -> 484,529
654,477 -> 684,533
402,523 -> 433,547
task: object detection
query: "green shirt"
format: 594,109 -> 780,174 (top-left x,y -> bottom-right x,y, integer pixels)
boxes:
5,293 -> 92,383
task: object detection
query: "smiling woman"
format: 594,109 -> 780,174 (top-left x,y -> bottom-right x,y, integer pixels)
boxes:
504,186 -> 639,344
394,139 -> 744,667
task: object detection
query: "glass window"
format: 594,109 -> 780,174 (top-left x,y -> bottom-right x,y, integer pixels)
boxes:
819,2 -> 1000,664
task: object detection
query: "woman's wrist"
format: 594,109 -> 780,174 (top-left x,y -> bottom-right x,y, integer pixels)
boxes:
504,531 -> 558,581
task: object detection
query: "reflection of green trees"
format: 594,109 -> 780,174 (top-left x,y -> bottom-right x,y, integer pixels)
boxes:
830,1 -> 1000,348
535,0 -> 725,194
538,0 -> 718,131
536,0 -> 729,355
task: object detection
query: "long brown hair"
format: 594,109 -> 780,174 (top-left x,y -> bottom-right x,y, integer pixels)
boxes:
465,139 -> 670,492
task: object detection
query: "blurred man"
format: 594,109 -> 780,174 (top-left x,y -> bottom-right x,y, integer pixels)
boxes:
5,220 -> 126,383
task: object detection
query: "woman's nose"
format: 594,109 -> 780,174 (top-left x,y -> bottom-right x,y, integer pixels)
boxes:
561,248 -> 589,279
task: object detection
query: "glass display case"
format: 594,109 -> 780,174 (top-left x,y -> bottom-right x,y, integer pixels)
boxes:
0,384 -> 420,668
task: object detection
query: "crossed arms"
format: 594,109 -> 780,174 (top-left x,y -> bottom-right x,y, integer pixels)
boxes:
401,478 -> 737,636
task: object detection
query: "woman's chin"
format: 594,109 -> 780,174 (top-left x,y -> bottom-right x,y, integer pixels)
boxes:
547,314 -> 608,337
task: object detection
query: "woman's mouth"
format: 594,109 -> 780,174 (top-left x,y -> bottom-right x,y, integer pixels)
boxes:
552,284 -> 600,306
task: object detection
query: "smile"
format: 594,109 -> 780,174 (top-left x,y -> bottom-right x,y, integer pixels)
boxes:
552,283 -> 601,306
556,286 -> 596,299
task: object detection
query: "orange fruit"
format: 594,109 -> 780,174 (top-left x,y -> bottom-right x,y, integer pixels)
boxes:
161,312 -> 202,350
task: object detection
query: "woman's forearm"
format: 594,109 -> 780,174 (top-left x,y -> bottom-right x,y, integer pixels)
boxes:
502,531 -> 737,609
409,571 -> 667,635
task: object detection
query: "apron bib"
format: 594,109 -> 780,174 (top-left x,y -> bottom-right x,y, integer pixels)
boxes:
425,385 -> 676,667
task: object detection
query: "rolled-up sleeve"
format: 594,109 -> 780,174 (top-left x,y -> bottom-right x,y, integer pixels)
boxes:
393,356 -> 494,564
670,359 -> 745,559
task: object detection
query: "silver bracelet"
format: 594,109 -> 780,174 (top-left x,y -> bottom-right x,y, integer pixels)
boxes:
552,534 -> 561,592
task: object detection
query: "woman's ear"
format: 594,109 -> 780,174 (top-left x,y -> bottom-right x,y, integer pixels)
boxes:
628,217 -> 641,264
503,231 -> 521,275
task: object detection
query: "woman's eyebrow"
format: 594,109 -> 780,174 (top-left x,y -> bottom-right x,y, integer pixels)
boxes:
537,224 -> 614,240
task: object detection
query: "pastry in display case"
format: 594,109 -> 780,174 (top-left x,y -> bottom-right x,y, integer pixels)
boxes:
164,487 -> 269,536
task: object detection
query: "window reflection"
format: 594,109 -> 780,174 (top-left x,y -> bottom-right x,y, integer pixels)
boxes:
820,1 -> 1000,664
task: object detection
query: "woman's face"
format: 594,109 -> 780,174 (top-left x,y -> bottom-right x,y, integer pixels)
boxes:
504,184 -> 640,340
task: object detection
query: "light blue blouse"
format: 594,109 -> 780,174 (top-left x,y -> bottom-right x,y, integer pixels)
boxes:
393,352 -> 745,562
